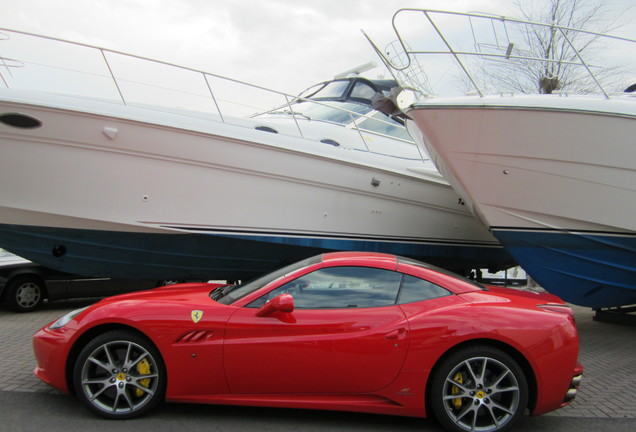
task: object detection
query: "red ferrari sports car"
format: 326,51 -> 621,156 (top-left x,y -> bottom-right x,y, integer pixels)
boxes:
33,252 -> 582,432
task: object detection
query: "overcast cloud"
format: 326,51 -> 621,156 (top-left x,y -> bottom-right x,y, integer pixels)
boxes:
1,0 -> 634,94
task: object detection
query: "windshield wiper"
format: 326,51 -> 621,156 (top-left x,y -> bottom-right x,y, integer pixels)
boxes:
210,284 -> 238,301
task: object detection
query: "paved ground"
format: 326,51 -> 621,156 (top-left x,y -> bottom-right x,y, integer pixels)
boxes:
1,298 -> 635,419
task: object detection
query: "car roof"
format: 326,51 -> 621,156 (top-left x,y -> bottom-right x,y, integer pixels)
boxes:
320,251 -> 484,292
321,252 -> 398,270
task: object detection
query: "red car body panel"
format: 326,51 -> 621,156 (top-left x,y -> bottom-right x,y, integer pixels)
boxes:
224,305 -> 409,394
33,252 -> 582,420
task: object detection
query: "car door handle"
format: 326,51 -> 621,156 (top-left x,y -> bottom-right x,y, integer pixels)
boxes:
385,328 -> 407,340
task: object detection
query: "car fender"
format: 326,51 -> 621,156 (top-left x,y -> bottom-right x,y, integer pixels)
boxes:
63,296 -> 236,398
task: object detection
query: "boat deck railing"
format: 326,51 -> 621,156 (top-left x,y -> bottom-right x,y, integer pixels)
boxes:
0,27 -> 419,159
365,9 -> 636,99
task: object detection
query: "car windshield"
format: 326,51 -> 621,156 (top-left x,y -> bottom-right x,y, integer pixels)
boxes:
212,255 -> 322,305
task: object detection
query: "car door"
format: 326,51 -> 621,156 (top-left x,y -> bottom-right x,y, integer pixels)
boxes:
223,266 -> 409,394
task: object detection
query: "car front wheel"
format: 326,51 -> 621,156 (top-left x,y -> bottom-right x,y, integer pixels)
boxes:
429,345 -> 528,432
5,275 -> 45,312
73,330 -> 166,419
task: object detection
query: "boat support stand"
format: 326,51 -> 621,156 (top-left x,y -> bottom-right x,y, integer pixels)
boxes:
593,305 -> 636,326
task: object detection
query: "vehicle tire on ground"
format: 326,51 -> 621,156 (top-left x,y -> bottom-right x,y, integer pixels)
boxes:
4,275 -> 45,312
429,345 -> 528,432
73,330 -> 166,419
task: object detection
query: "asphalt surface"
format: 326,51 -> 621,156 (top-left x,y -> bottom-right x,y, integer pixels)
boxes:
1,297 -> 635,431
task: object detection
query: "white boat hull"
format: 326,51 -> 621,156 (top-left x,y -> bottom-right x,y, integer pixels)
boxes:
407,95 -> 636,307
0,89 -> 508,280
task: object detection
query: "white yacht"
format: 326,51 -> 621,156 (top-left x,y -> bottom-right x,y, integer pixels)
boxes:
0,27 -> 510,281
368,9 -> 636,308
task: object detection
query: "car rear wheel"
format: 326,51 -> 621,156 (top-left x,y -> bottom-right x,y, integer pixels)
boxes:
430,345 -> 528,432
73,330 -> 166,419
5,275 -> 45,312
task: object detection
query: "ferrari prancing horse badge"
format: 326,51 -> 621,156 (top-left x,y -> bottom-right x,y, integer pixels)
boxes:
191,310 -> 203,323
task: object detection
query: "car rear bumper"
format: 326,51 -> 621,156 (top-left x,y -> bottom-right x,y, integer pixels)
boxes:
563,363 -> 584,404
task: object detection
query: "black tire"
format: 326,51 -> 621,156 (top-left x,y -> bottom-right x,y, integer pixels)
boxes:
5,275 -> 45,312
73,330 -> 166,419
429,345 -> 528,432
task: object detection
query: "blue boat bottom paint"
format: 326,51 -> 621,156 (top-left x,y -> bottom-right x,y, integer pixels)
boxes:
492,228 -> 636,308
0,223 -> 512,281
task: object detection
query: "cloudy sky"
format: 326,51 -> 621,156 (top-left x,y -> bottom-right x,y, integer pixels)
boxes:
1,0 -> 634,95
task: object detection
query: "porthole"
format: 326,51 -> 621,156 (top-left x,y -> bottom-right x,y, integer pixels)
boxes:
320,138 -> 340,147
0,113 -> 42,129
255,125 -> 278,134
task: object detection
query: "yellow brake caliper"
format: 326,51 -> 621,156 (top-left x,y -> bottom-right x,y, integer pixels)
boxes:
136,358 -> 151,397
451,372 -> 463,409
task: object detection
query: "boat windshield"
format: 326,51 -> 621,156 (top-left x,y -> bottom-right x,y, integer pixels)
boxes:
300,79 -> 380,103
292,102 -> 413,141
299,80 -> 350,99
266,101 -> 413,142
356,111 -> 413,141
290,101 -> 372,125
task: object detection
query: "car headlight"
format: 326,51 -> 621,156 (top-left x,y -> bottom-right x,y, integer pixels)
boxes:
49,306 -> 89,329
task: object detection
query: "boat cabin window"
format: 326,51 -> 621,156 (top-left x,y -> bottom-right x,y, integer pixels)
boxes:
357,111 -> 413,141
350,82 -> 377,101
291,101 -> 372,125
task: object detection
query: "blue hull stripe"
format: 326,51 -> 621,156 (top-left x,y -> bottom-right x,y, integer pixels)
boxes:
0,224 -> 512,281
492,229 -> 636,308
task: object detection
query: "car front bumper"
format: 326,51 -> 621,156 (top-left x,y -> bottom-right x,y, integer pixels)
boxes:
32,325 -> 74,394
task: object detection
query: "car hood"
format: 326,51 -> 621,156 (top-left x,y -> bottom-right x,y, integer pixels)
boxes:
96,282 -> 227,304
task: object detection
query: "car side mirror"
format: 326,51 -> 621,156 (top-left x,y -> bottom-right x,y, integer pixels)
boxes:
255,294 -> 294,317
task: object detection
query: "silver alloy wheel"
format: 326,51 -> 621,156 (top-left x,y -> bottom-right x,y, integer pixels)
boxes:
441,356 -> 521,431
79,339 -> 160,415
6,275 -> 45,312
15,281 -> 41,309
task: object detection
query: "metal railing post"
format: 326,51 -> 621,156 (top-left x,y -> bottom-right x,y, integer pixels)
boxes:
557,27 -> 609,99
203,73 -> 225,123
100,49 -> 126,105
422,10 -> 484,96
349,112 -> 370,151
284,95 -> 304,139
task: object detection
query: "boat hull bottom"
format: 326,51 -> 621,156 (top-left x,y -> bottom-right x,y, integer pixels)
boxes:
492,229 -> 636,308
0,224 -> 512,281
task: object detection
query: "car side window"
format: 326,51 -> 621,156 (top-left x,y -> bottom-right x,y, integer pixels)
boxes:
397,274 -> 451,304
253,266 -> 403,309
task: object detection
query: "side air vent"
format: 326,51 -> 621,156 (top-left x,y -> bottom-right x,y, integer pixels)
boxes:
176,330 -> 215,344
0,113 -> 42,129
255,125 -> 278,134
